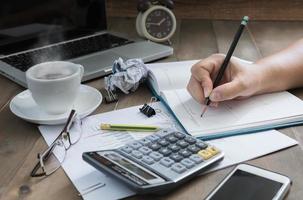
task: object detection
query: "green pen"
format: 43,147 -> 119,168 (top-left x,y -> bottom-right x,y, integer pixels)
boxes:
100,123 -> 160,132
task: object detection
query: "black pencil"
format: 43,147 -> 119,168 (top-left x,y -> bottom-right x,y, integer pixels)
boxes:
201,16 -> 249,117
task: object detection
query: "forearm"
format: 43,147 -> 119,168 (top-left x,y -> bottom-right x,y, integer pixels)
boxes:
256,39 -> 303,94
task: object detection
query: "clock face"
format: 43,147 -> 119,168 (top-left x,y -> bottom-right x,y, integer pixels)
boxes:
145,9 -> 174,39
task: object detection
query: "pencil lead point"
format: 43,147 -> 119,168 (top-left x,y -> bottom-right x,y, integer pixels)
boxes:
201,106 -> 208,118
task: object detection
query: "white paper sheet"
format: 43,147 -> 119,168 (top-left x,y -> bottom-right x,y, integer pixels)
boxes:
39,102 -> 182,200
39,103 -> 298,200
147,60 -> 197,95
206,130 -> 298,173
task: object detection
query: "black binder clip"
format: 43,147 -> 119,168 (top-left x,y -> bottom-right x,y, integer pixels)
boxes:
100,88 -> 118,104
140,97 -> 158,117
140,104 -> 156,117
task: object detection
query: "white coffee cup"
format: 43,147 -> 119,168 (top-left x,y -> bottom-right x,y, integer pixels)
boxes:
26,61 -> 84,115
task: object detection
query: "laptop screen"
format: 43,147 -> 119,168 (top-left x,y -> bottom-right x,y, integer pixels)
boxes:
0,0 -> 107,55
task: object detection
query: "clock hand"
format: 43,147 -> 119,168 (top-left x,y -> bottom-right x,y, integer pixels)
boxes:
158,18 -> 166,26
146,22 -> 159,26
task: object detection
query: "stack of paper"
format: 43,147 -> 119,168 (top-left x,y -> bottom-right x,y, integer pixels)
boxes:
39,103 -> 298,200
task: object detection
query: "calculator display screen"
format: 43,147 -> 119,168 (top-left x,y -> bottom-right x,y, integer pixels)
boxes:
208,170 -> 283,200
106,153 -> 157,180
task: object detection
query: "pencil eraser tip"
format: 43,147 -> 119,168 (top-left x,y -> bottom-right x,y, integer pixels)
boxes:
241,16 -> 249,25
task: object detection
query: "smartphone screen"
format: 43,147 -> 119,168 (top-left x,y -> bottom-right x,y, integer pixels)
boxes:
208,169 -> 283,200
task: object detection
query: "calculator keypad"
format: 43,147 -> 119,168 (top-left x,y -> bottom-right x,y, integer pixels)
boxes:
179,149 -> 191,157
149,143 -> 161,151
198,150 -> 212,160
149,152 -> 163,161
168,144 -> 180,152
195,141 -> 208,149
146,134 -> 160,142
177,140 -> 189,148
129,142 -> 142,150
131,150 -> 143,159
174,132 -> 185,139
171,163 -> 187,174
140,138 -> 151,146
189,154 -> 203,164
166,135 -> 178,143
187,145 -> 200,153
160,157 -> 174,167
170,154 -> 183,162
181,158 -> 195,169
142,156 -> 155,165
118,130 -> 222,181
159,148 -> 172,156
121,146 -> 133,153
138,146 -> 152,155
158,139 -> 169,147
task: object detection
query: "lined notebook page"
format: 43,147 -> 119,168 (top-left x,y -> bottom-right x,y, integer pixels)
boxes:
162,88 -> 303,137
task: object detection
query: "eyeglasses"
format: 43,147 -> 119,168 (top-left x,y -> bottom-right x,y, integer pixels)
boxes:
30,110 -> 82,177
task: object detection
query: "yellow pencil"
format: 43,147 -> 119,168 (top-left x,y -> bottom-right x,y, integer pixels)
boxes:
100,123 -> 160,132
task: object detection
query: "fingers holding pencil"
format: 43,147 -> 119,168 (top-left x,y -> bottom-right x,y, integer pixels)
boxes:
187,16 -> 250,117
187,54 -> 226,104
187,54 -> 229,106
187,55 -> 260,105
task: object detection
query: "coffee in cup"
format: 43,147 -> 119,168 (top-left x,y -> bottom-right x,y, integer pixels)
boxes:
26,61 -> 84,115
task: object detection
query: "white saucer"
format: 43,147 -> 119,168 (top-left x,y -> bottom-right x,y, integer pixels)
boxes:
10,85 -> 102,125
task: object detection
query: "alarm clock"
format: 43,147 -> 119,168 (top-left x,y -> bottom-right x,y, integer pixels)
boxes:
136,0 -> 177,43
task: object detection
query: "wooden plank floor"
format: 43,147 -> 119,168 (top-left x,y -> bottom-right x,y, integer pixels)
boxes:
1,18 -> 303,200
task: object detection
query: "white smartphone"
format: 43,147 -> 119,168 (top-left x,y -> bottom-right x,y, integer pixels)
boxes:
205,164 -> 291,200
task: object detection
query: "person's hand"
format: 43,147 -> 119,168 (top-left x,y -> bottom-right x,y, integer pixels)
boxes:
187,54 -> 263,105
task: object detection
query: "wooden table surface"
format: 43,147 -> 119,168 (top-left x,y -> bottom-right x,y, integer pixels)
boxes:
1,18 -> 303,200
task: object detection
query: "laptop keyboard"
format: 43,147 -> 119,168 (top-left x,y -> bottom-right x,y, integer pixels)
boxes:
0,33 -> 133,72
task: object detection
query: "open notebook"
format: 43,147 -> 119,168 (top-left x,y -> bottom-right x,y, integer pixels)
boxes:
146,60 -> 303,139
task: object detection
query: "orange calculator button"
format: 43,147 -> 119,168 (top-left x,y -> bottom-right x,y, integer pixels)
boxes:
198,150 -> 212,160
207,146 -> 220,156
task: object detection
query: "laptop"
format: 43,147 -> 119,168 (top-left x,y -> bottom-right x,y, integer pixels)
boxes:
0,0 -> 173,87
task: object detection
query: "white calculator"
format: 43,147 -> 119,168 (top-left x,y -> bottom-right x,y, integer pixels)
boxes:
83,129 -> 224,194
